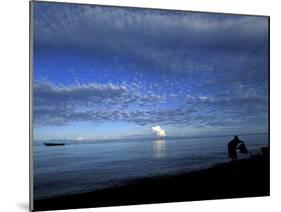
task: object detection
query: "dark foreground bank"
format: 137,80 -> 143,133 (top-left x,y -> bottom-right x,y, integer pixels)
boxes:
33,153 -> 269,211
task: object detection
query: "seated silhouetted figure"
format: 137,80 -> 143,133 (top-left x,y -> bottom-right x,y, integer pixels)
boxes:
228,135 -> 242,161
238,142 -> 248,154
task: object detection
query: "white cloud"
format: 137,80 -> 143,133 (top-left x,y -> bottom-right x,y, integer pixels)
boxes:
152,125 -> 167,137
33,80 -> 168,126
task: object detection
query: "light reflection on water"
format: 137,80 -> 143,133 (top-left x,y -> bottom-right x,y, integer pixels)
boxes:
153,139 -> 166,159
33,134 -> 268,200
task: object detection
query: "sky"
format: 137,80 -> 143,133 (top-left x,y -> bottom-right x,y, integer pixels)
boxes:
32,2 -> 269,141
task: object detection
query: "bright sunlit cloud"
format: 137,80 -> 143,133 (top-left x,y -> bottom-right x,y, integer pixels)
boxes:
152,125 -> 167,137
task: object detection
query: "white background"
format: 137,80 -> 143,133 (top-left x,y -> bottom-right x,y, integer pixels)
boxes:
0,0 -> 280,211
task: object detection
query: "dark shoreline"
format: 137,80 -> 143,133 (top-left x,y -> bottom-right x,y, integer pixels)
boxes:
33,154 -> 269,211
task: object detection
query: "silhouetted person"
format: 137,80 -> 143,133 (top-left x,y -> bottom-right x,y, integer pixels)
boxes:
228,135 -> 242,161
238,142 -> 248,154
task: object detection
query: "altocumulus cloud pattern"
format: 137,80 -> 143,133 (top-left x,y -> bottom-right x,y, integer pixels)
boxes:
33,2 -> 268,139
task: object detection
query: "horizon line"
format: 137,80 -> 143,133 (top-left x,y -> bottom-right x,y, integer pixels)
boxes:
34,132 -> 269,142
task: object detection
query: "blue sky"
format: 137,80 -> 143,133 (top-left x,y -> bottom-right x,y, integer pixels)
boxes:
33,2 -> 269,141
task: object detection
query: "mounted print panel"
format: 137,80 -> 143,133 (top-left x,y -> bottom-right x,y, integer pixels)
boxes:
30,1 -> 269,211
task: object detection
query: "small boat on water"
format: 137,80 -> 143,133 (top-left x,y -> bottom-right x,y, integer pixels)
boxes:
44,142 -> 65,146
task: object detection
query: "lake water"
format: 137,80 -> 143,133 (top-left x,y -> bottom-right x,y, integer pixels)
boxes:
33,134 -> 268,200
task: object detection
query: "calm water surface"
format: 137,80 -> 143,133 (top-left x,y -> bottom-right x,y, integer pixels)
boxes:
33,134 -> 268,200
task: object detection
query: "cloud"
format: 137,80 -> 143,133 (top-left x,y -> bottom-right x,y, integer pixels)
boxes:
32,3 -> 268,132
33,80 -> 166,126
33,3 -> 268,119
33,2 -> 268,82
152,125 -> 167,137
34,79 -> 164,110
33,78 -> 268,130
